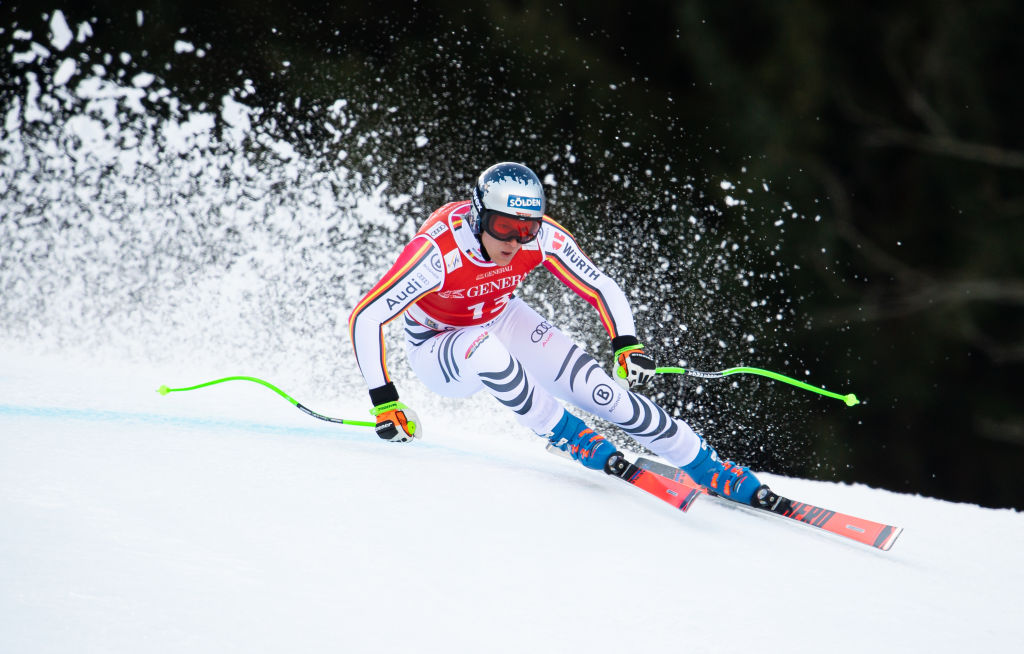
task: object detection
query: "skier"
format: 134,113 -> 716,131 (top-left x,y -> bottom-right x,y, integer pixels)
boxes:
348,162 -> 766,505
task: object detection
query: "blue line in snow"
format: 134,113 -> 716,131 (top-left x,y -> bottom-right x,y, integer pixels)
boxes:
0,403 -> 367,439
0,404 -> 547,472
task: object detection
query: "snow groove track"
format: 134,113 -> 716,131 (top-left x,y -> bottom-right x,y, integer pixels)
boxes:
0,402 -> 362,438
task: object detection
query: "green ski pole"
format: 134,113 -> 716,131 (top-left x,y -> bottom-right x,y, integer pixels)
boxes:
157,376 -> 375,427
655,366 -> 860,407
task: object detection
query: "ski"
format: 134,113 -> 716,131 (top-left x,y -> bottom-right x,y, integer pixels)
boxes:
604,453 -> 702,512
634,456 -> 903,551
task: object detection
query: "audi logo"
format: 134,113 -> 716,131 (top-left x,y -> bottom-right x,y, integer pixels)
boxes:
531,321 -> 553,343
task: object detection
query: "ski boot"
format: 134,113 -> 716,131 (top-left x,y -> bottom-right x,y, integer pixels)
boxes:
545,410 -> 618,471
681,438 -> 764,506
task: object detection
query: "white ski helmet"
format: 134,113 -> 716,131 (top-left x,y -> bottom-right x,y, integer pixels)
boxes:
470,162 -> 546,234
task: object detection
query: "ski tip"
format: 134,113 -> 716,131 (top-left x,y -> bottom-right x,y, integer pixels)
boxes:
876,525 -> 904,551
157,385 -> 171,396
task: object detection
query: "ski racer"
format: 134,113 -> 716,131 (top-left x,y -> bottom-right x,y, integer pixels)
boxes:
347,162 -> 766,505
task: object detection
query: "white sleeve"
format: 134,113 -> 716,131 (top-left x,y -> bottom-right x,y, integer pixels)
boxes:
540,219 -> 637,340
347,236 -> 444,390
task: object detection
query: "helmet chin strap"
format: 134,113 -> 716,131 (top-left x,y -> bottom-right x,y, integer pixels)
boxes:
465,202 -> 491,260
470,187 -> 485,236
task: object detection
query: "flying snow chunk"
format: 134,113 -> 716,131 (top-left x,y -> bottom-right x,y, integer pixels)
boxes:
720,180 -> 735,190
49,10 -> 73,51
76,21 -> 94,43
174,40 -> 196,54
53,58 -> 77,86
414,135 -> 428,148
132,72 -> 155,88
13,43 -> 51,65
221,96 -> 252,134
162,112 -> 215,154
543,173 -> 556,186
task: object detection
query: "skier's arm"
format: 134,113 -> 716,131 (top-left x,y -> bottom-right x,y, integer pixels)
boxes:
348,236 -> 444,408
540,217 -> 637,343
540,218 -> 655,388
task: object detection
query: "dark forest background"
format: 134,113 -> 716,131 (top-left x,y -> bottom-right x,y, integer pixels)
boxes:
4,1 -> 1023,508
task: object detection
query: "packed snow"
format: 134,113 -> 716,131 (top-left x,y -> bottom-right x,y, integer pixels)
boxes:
1,347 -> 1022,653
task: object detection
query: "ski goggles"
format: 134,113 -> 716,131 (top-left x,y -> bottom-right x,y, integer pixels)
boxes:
481,211 -> 543,244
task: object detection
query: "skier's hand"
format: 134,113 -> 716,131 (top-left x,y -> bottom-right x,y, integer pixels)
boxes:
614,344 -> 656,390
370,401 -> 421,442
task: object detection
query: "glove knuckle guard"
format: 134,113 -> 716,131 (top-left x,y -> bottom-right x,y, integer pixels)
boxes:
375,419 -> 399,440
614,348 -> 656,390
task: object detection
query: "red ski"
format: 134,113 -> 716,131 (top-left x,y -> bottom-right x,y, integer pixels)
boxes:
606,454 -> 701,512
634,456 -> 903,551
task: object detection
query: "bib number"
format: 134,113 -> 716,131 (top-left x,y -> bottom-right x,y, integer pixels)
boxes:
467,293 -> 512,320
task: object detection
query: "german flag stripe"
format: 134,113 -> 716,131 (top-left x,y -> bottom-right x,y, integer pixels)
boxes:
350,238 -> 434,322
544,256 -> 619,338
542,215 -> 573,238
348,238 -> 435,382
371,285 -> 437,383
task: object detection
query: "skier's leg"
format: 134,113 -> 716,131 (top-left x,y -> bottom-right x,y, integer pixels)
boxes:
489,299 -> 698,462
491,299 -> 763,503
404,317 -> 485,399
404,315 -> 616,470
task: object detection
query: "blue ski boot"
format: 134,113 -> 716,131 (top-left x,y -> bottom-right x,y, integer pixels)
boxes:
682,439 -> 763,506
546,410 -> 618,471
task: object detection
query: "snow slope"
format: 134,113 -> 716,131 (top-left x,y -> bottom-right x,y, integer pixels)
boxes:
1,348 -> 1022,654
